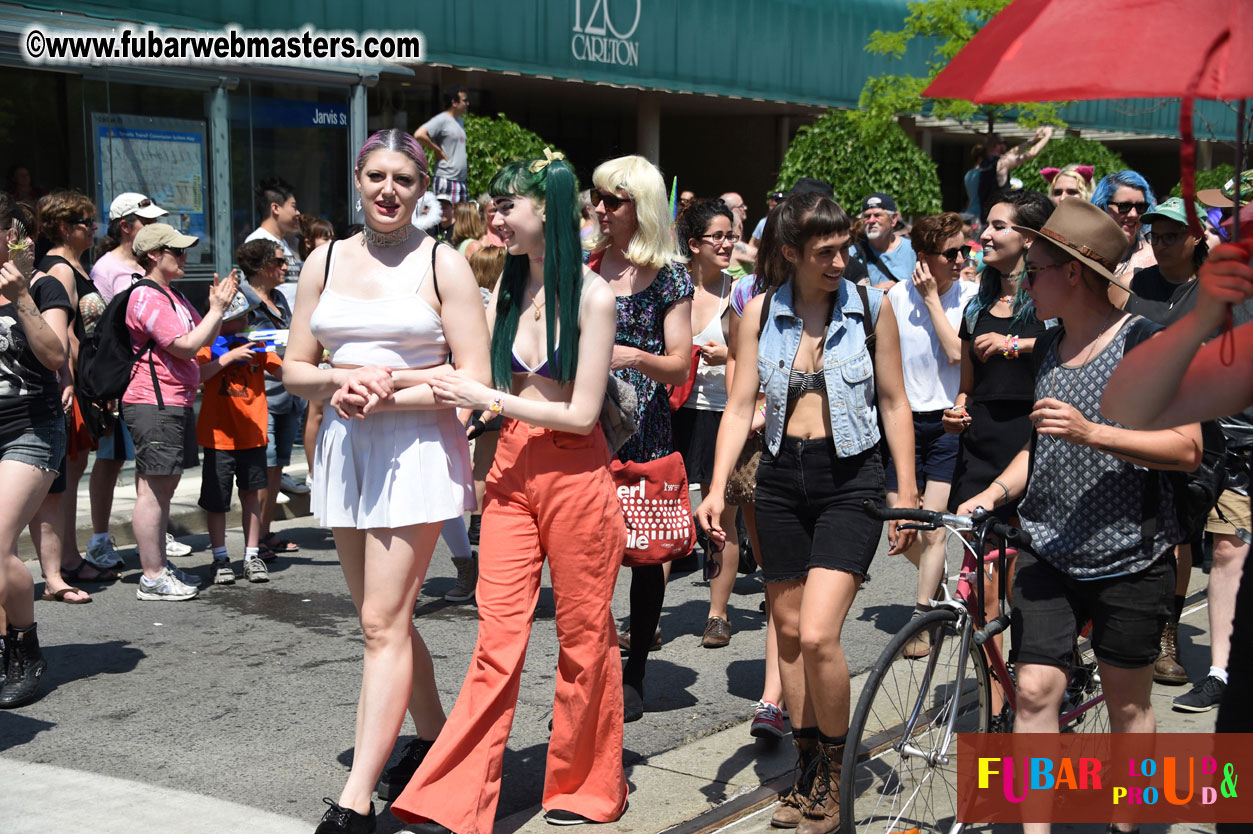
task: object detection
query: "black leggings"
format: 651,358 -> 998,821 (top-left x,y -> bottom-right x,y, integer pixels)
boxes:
623,564 -> 665,690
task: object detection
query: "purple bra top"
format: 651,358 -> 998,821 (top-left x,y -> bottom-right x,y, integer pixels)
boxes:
511,347 -> 559,379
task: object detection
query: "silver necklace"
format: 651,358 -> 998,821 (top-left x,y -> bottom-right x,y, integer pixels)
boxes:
1050,307 -> 1118,405
361,224 -> 415,248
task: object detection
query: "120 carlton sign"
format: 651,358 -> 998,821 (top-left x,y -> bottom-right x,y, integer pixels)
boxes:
571,0 -> 640,67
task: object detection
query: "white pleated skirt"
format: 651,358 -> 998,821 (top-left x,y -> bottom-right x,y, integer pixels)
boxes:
312,405 -> 475,530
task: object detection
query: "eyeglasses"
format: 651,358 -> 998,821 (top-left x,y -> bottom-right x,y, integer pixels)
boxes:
1108,201 -> 1150,216
936,244 -> 972,262
1146,230 -> 1186,248
590,188 -> 633,212
1022,261 -> 1065,285
162,246 -> 188,258
72,217 -> 97,228
700,232 -> 741,245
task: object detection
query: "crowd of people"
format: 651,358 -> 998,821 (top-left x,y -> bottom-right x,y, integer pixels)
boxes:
1,107 -> 1250,834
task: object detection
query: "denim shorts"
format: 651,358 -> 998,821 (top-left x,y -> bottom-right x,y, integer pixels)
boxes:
95,419 -> 135,461
754,438 -> 886,583
0,420 -> 67,473
884,410 -> 960,491
267,402 -> 306,468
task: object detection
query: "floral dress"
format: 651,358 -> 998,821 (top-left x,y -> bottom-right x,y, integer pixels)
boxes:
614,263 -> 693,463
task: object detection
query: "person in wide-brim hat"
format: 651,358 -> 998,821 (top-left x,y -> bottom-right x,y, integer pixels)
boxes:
957,186 -> 1203,764
1013,196 -> 1134,296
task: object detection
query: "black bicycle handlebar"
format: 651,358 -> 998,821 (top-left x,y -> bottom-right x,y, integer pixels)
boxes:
861,500 -> 1032,548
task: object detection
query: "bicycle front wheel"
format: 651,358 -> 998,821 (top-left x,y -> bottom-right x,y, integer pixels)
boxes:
841,608 -> 991,834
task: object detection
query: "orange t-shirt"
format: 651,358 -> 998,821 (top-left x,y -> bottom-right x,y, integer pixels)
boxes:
196,343 -> 283,450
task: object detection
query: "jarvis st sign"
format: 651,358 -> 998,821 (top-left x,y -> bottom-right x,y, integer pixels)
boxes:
571,0 -> 640,67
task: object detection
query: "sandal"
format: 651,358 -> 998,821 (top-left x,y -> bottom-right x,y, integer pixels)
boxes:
42,585 -> 92,604
62,560 -> 119,583
261,533 -> 299,553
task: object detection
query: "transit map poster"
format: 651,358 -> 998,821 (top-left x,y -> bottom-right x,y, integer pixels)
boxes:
91,113 -> 210,260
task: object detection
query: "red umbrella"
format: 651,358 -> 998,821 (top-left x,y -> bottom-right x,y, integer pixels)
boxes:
924,0 -> 1252,238
925,0 -> 1253,103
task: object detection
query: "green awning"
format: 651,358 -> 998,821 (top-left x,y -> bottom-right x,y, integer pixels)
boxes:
8,0 -> 1241,139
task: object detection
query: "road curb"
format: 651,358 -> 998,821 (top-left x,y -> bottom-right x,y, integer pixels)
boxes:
16,465 -> 313,561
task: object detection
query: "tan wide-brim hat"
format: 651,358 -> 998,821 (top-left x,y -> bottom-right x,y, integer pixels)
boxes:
1013,198 -> 1133,295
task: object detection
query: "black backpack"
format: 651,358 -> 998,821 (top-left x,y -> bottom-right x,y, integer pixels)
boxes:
76,277 -> 178,438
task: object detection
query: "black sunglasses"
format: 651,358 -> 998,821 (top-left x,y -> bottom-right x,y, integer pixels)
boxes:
162,246 -> 189,257
1108,200 -> 1150,215
937,244 -> 972,262
703,536 -> 724,581
590,188 -> 633,212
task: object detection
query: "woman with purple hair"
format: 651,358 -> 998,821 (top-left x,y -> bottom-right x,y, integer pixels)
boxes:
284,128 -> 491,834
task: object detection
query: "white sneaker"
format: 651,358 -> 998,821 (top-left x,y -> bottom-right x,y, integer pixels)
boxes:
136,566 -> 199,601
212,558 -> 236,586
275,491 -> 291,505
85,536 -> 125,570
165,533 -> 193,557
244,555 -> 269,583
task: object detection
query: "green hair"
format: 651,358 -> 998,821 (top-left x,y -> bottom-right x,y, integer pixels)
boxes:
487,157 -> 583,388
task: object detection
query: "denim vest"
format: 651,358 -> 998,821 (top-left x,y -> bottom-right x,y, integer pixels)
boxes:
757,279 -> 883,457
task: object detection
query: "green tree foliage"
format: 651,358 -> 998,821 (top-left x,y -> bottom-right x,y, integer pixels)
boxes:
775,110 -> 942,219
861,0 -> 1064,131
1015,136 -> 1128,195
1170,164 -> 1235,198
463,113 -> 564,199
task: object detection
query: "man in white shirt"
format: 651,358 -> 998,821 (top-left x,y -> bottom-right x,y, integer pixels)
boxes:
245,176 -> 301,307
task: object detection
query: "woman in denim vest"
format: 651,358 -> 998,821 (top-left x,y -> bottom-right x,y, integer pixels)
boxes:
696,192 -> 918,834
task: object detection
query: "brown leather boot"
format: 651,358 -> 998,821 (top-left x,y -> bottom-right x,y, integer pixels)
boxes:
1153,620 -> 1188,685
798,742 -> 843,834
771,736 -> 818,828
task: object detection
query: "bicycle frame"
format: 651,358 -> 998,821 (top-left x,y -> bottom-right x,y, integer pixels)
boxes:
920,516 -> 1106,732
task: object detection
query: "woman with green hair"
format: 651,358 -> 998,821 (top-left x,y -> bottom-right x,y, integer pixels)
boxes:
393,153 -> 628,832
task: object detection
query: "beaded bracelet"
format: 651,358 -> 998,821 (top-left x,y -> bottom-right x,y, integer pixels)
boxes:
1000,334 -> 1020,359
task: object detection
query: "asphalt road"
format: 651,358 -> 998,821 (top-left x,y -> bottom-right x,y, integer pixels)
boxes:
0,512 -> 937,833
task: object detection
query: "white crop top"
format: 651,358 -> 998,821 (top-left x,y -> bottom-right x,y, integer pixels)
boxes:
309,240 -> 450,369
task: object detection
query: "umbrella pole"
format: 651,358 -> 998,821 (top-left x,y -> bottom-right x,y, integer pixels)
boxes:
1235,99 -> 1245,244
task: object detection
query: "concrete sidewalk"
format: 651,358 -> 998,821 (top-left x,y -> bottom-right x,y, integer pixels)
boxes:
15,445 -> 311,560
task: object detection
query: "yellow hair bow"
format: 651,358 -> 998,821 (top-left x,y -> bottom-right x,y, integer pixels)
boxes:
530,148 -> 565,173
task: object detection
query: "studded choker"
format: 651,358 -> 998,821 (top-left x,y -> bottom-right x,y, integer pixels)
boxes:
362,224 -> 415,247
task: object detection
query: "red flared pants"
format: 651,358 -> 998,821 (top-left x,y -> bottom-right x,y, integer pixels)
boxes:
392,419 -> 628,833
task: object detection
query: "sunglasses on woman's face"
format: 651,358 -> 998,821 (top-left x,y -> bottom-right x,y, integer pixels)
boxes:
590,188 -> 633,212
162,246 -> 188,258
1108,201 -> 1150,216
937,244 -> 972,262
